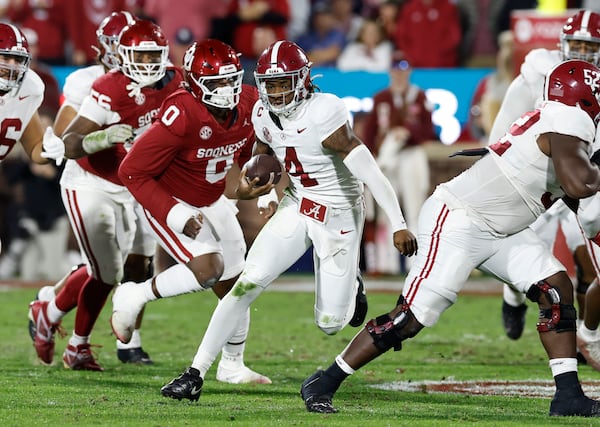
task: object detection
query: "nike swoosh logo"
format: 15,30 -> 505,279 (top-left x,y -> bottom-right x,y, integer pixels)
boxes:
191,386 -> 202,395
297,128 -> 307,133
18,95 -> 30,100
340,229 -> 353,235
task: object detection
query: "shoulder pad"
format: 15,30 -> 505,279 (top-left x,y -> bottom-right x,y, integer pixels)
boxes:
520,49 -> 561,85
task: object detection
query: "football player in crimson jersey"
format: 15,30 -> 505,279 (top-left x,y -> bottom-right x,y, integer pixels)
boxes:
114,39 -> 271,387
300,60 -> 600,417
158,40 -> 417,401
28,18 -> 181,371
492,10 -> 600,345
28,11 -> 162,366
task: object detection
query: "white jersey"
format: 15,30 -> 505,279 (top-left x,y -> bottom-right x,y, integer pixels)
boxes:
436,101 -> 595,236
252,93 -> 362,209
0,70 -> 44,162
58,64 -> 118,191
61,64 -> 104,110
488,48 -> 561,145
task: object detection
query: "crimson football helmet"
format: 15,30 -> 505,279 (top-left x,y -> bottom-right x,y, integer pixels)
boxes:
254,40 -> 313,116
117,19 -> 169,87
0,23 -> 30,94
182,39 -> 243,109
560,10 -> 600,65
95,11 -> 137,70
544,59 -> 600,124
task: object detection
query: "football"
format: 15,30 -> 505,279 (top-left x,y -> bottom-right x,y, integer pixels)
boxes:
244,154 -> 283,186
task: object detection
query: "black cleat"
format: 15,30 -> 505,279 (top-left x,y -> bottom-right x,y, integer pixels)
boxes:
161,367 -> 203,402
300,370 -> 338,413
117,347 -> 153,364
349,274 -> 368,327
501,301 -> 527,340
550,391 -> 600,417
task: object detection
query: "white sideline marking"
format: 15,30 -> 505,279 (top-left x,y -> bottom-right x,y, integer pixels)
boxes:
372,380 -> 600,399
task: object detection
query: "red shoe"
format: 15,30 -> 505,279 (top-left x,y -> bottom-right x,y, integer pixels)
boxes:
30,300 -> 63,364
62,343 -> 104,371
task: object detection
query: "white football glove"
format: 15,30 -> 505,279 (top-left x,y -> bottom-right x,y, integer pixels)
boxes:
41,126 -> 65,166
82,124 -> 134,154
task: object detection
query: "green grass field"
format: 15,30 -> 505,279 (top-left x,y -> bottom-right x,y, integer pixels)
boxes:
1,278 -> 600,426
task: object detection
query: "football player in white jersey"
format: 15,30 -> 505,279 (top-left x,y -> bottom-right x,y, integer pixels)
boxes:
0,22 -> 63,166
158,40 -> 417,401
492,10 -> 600,342
299,59 -> 600,417
26,11 -> 158,366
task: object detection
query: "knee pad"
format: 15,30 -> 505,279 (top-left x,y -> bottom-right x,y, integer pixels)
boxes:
526,280 -> 577,333
365,295 -> 419,352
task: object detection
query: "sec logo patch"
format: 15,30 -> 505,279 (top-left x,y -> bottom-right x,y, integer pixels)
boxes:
199,126 -> 212,140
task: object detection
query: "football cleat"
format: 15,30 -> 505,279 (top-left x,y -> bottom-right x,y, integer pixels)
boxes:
30,300 -> 64,364
300,370 -> 338,413
117,347 -> 153,365
216,362 -> 272,384
349,274 -> 368,327
161,367 -> 203,402
28,285 -> 55,341
110,281 -> 147,344
549,389 -> 600,416
577,333 -> 600,372
63,343 -> 104,371
501,301 -> 527,340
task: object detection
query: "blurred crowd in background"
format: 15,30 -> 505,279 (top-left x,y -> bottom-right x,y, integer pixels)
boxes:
0,0 -> 596,281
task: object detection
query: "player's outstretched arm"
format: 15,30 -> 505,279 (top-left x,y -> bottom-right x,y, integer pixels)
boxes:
20,112 -> 51,165
326,122 -> 417,256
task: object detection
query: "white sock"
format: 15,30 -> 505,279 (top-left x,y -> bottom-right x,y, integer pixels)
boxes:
335,354 -> 355,375
153,264 -> 206,299
192,281 -> 262,377
116,329 -> 142,349
219,308 -> 250,369
46,299 -> 65,324
503,284 -> 526,307
549,357 -> 578,377
68,333 -> 89,347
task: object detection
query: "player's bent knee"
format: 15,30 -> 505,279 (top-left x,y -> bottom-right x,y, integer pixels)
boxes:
366,295 -> 423,352
526,280 -> 577,333
189,253 -> 224,290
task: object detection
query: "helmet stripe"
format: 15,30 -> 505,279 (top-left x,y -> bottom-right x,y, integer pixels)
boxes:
122,11 -> 135,25
8,24 -> 23,48
269,40 -> 283,67
581,10 -> 591,34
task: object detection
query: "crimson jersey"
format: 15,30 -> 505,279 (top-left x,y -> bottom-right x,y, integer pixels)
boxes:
77,67 -> 184,185
119,84 -> 257,223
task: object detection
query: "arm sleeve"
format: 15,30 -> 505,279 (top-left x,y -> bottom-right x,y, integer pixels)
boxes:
343,144 -> 407,231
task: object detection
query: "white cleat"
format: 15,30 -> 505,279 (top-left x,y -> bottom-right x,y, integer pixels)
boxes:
110,281 -> 146,344
577,331 -> 600,372
216,363 -> 272,385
